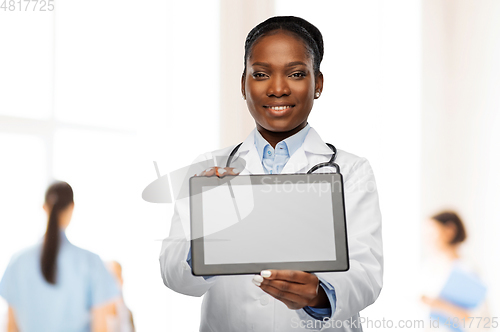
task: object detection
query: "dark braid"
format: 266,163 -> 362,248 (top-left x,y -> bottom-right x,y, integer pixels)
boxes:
41,181 -> 74,284
243,16 -> 324,77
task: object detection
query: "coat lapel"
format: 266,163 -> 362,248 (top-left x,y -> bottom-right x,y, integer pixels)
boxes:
233,129 -> 265,175
282,127 -> 334,174
280,147 -> 308,174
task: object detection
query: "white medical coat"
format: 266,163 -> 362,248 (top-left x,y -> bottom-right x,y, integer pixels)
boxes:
159,127 -> 383,331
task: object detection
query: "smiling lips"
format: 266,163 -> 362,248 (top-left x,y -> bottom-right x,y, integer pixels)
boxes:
264,105 -> 295,116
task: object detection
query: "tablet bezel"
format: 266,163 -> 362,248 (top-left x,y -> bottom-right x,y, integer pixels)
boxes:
189,173 -> 349,276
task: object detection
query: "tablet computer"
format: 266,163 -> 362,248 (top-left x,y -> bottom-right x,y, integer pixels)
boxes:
189,173 -> 349,276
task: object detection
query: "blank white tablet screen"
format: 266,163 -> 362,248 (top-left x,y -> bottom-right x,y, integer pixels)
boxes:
201,180 -> 336,265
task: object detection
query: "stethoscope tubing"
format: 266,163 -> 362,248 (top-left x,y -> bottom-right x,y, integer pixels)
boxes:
225,142 -> 341,174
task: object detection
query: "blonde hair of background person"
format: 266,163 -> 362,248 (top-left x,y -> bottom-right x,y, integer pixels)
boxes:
106,261 -> 135,332
0,181 -> 120,332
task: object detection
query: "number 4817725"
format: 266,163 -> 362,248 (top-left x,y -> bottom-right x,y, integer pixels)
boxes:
1,0 -> 55,11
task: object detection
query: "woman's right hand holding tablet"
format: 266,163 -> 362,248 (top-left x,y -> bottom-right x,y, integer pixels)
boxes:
196,167 -> 241,177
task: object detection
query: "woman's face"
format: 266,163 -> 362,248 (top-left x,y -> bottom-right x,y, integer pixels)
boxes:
242,30 -> 323,133
424,218 -> 456,251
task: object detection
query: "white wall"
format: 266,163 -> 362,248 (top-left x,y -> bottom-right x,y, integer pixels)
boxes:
422,0 -> 500,321
0,1 -> 220,331
219,0 -> 274,147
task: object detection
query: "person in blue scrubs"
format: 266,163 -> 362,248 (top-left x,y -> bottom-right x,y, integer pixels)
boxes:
0,181 -> 120,332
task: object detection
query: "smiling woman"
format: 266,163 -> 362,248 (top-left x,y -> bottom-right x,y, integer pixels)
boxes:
242,17 -> 323,145
160,16 -> 383,332
243,31 -> 320,135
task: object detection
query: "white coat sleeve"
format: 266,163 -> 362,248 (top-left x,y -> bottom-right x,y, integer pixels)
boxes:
315,157 -> 383,321
159,154 -> 218,297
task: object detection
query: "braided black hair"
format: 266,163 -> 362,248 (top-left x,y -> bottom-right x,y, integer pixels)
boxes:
41,181 -> 74,284
243,16 -> 324,77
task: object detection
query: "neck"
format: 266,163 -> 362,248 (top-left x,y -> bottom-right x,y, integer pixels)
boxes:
256,122 -> 308,148
442,245 -> 460,260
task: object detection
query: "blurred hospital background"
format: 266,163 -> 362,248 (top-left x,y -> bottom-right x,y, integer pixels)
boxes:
0,0 -> 499,330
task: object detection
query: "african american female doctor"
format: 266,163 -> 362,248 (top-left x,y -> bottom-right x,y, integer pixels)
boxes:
160,16 -> 383,332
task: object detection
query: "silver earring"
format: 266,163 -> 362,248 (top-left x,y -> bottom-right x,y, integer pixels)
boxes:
242,95 -> 246,100
315,91 -> 320,98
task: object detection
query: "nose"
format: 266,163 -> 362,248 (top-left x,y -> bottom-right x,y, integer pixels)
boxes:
266,75 -> 290,97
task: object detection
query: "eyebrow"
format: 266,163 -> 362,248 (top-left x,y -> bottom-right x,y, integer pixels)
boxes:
251,62 -> 270,67
251,61 -> 308,67
285,61 -> 308,67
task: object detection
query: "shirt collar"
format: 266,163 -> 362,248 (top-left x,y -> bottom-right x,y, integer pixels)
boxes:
254,123 -> 311,161
38,230 -> 70,246
60,230 -> 69,244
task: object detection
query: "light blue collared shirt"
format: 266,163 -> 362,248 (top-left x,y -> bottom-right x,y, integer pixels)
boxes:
254,124 -> 336,320
254,124 -> 311,174
0,232 -> 120,332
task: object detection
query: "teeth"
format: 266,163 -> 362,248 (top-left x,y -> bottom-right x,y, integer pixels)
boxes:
268,106 -> 292,111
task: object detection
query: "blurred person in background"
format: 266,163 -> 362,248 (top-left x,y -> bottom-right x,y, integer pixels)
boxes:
0,181 -> 120,332
421,211 -> 490,332
106,261 -> 135,332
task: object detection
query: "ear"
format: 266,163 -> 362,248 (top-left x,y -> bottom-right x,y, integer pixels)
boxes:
43,204 -> 48,214
315,71 -> 324,98
445,223 -> 458,244
241,73 -> 246,99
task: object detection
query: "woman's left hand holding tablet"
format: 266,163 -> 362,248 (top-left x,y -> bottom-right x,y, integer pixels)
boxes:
195,167 -> 241,177
253,270 -> 330,310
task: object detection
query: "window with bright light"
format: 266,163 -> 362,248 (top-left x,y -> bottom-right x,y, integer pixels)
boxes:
0,1 -> 220,331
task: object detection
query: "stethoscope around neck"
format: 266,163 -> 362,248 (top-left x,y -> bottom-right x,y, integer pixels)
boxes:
226,142 -> 341,174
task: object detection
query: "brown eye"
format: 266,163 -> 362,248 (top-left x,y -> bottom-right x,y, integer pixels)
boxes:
252,73 -> 268,79
290,72 -> 306,78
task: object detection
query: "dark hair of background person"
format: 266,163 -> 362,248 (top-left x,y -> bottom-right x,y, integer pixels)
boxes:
243,16 -> 324,77
41,181 -> 74,284
431,211 -> 467,245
